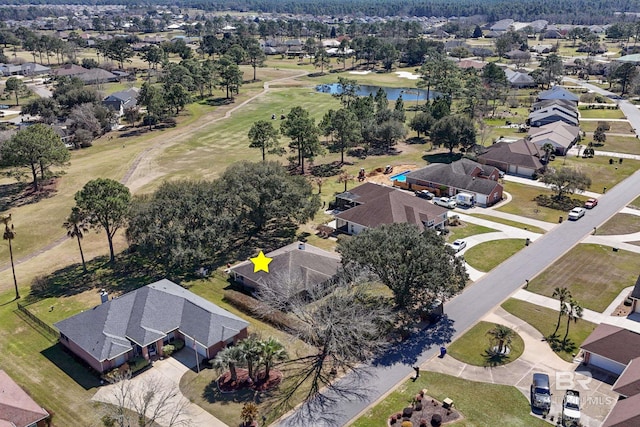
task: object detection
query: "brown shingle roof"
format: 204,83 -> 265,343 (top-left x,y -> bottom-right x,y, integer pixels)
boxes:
477,139 -> 543,170
582,324 -> 640,365
613,357 -> 640,397
406,159 -> 502,196
335,186 -> 448,230
603,392 -> 640,426
0,370 -> 49,427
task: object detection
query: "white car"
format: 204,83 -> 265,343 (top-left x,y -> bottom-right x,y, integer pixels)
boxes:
434,197 -> 457,209
450,239 -> 467,252
568,207 -> 586,220
562,390 -> 581,425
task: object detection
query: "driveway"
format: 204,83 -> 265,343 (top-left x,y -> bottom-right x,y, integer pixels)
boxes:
423,308 -> 618,427
92,353 -> 227,427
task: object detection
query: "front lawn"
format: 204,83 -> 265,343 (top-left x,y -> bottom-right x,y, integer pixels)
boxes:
580,120 -> 634,133
464,239 -> 527,272
578,108 -> 625,119
352,371 -> 549,427
447,222 -> 497,241
631,196 -> 640,209
498,182 -> 570,223
597,213 -> 640,235
526,243 -> 640,312
501,299 -> 596,362
583,135 -> 640,156
468,213 -> 547,234
448,321 -> 525,367
561,156 -> 640,194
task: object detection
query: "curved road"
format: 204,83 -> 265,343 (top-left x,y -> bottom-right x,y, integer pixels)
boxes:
276,83 -> 640,426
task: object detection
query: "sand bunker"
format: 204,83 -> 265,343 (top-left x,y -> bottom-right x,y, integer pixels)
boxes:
395,71 -> 421,80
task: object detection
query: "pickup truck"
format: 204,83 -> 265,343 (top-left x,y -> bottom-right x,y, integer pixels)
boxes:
562,390 -> 580,426
434,197 -> 457,209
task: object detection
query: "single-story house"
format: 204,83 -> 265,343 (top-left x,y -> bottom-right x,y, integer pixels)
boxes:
0,370 -> 50,427
490,19 -> 514,32
537,85 -> 580,104
504,69 -> 536,88
603,393 -> 640,427
334,182 -> 449,235
456,59 -> 486,70
528,121 -> 580,155
528,105 -> 580,127
531,98 -> 577,112
581,323 -> 640,375
103,87 -> 140,116
529,44 -> 553,54
405,159 -> 504,207
477,139 -> 544,177
76,68 -> 119,84
55,279 -> 249,373
229,241 -> 340,292
615,54 -> 640,65
628,275 -> 640,313
52,63 -> 89,77
0,62 -> 51,76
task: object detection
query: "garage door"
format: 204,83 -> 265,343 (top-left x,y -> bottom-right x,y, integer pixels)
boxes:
589,353 -> 626,375
183,336 -> 208,358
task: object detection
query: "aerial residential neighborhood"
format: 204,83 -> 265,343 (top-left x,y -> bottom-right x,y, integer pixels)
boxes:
2,1 -> 640,426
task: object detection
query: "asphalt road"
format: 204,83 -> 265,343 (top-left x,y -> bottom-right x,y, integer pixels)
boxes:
276,85 -> 640,427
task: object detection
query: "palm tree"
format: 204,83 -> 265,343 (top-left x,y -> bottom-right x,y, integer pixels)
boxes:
563,299 -> 584,344
542,143 -> 555,170
2,214 -> 18,300
240,402 -> 259,427
552,287 -> 571,337
486,324 -> 515,353
211,346 -> 244,382
259,337 -> 288,380
63,207 -> 90,273
239,336 -> 262,382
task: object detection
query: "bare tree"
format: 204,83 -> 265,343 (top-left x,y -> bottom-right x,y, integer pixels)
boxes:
101,371 -> 191,427
256,269 -> 393,418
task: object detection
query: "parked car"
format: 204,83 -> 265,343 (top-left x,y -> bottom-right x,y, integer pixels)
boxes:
434,197 -> 457,209
584,198 -> 598,209
562,390 -> 581,426
450,239 -> 467,252
568,207 -> 586,220
416,190 -> 435,200
530,373 -> 552,411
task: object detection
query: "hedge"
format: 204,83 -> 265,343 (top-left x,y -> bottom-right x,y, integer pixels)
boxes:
223,290 -> 302,332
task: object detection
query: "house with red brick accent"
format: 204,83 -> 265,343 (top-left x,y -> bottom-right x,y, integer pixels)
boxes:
0,370 -> 50,427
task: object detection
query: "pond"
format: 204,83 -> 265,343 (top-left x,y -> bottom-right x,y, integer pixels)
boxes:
316,83 -> 437,102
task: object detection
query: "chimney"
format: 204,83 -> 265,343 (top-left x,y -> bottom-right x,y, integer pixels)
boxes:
100,289 -> 109,304
298,242 -> 306,250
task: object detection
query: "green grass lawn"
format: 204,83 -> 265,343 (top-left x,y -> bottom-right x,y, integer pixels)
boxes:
501,299 -> 596,362
526,244 -> 640,312
583,135 -> 640,156
468,214 -> 547,234
464,239 -> 527,272
597,213 -> 640,235
580,120 -> 634,133
498,182 -> 568,223
631,196 -> 640,209
578,108 -> 625,119
352,371 -> 549,427
448,321 -> 525,367
561,156 -> 640,196
447,222 -> 497,241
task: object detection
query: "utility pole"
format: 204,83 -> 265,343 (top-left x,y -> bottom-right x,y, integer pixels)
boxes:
2,214 -> 18,300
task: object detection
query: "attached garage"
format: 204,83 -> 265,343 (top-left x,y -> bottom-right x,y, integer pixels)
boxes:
183,335 -> 208,358
588,353 -> 627,375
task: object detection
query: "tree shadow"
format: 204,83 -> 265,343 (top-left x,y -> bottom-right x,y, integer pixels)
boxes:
119,127 -> 151,138
422,152 -> 462,164
41,343 -> 101,390
310,162 -> 343,177
0,179 -> 57,211
201,97 -> 233,107
371,316 -> 456,367
405,136 -> 428,145
483,348 -> 513,367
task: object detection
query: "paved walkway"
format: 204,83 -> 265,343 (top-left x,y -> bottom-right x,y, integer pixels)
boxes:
423,308 -> 618,427
92,355 -> 227,427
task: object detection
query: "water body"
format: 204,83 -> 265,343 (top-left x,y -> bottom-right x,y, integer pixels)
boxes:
315,83 -> 437,101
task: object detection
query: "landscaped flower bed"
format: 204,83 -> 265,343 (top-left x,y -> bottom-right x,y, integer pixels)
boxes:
388,390 -> 461,426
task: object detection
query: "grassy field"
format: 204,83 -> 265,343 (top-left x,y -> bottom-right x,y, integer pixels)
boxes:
497,182 -> 577,223
631,196 -> 640,209
352,371 -> 549,427
580,120 -> 634,133
468,214 -> 547,234
526,244 -> 640,312
447,222 -> 497,241
597,213 -> 640,235
585,135 -> 640,156
464,239 -> 528,272
447,321 -> 525,367
501,299 -> 596,362
562,156 -> 640,194
578,108 -> 625,119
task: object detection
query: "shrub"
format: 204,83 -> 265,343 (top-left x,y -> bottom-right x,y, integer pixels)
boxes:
402,407 -> 414,418
401,421 -> 413,427
414,401 -> 423,411
130,356 -> 150,374
30,275 -> 49,294
162,344 -> 176,356
431,414 -> 442,427
173,339 -> 185,351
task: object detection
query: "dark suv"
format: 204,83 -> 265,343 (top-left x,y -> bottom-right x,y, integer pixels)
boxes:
531,373 -> 551,411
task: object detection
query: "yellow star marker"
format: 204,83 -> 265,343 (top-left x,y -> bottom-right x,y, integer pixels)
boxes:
251,251 -> 273,273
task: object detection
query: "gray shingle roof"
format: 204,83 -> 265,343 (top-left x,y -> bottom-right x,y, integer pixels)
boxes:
406,159 -> 502,195
55,279 -> 248,362
478,139 -> 543,169
537,86 -> 579,102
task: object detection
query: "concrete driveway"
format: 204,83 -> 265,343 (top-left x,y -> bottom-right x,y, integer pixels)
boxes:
92,354 -> 227,427
423,308 -> 618,426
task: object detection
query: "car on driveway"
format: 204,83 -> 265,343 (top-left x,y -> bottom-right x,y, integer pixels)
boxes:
584,198 -> 598,209
415,190 -> 435,200
450,239 -> 467,252
434,197 -> 457,209
562,390 -> 581,426
531,373 -> 551,411
568,207 -> 586,220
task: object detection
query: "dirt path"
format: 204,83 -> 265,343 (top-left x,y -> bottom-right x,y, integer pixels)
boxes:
0,70 -> 309,277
